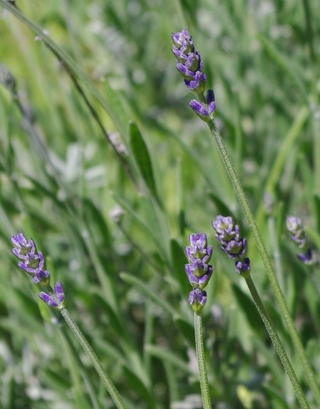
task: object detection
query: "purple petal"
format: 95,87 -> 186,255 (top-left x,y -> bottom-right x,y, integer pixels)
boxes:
54,281 -> 65,303
235,258 -> 251,275
189,99 -> 210,117
184,71 -> 206,93
10,232 -> 28,247
189,289 -> 207,314
38,292 -> 58,307
298,248 -> 313,265
176,63 -> 196,80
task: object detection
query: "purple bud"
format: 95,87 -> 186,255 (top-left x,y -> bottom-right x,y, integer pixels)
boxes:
54,281 -> 65,303
189,97 -> 216,122
212,215 -> 250,276
38,292 -> 59,308
221,238 -> 247,260
297,248 -> 313,265
185,260 -> 210,278
235,258 -> 251,276
39,281 -> 65,309
171,29 -> 194,53
176,63 -> 197,80
172,47 -> 189,63
185,233 -> 212,265
189,232 -> 207,249
189,289 -> 207,314
32,269 -> 50,284
184,71 -> 207,93
11,232 -> 36,259
184,52 -> 202,72
286,216 -> 307,249
206,89 -> 215,104
185,264 -> 213,288
212,215 -> 239,242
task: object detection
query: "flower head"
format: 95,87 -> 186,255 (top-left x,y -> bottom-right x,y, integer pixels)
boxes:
39,281 -> 66,310
171,28 -> 216,120
212,215 -> 251,277
11,232 -> 50,285
184,233 -> 214,314
286,216 -> 313,265
172,29 -> 207,95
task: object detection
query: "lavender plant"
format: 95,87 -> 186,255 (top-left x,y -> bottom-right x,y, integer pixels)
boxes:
286,216 -> 313,264
10,232 -> 127,409
212,216 -> 310,408
1,1 -> 319,407
184,233 -> 213,408
172,28 -> 320,407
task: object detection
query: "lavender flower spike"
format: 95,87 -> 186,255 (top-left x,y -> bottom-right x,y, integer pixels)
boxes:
286,216 -> 313,265
212,215 -> 251,277
171,29 -> 206,94
184,233 -> 214,314
11,232 -> 50,285
39,281 -> 66,310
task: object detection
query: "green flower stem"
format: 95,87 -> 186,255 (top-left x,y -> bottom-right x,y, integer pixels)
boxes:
194,313 -> 211,409
244,275 -> 310,409
205,115 -> 320,406
60,308 -> 127,409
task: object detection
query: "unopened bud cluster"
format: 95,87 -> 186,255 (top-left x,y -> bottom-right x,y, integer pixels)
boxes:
212,215 -> 251,277
184,233 -> 213,314
286,216 -> 312,265
11,232 -> 65,309
171,29 -> 216,122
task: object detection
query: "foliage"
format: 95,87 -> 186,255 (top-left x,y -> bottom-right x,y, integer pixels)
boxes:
0,0 -> 320,408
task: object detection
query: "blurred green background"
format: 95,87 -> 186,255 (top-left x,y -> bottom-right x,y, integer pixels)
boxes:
0,0 -> 320,408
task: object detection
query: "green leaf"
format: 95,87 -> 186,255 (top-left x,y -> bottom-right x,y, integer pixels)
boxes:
145,344 -> 192,374
128,122 -> 157,200
232,284 -> 263,336
170,238 -> 190,298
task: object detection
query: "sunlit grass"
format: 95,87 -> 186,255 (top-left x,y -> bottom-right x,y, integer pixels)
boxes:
0,0 -> 319,407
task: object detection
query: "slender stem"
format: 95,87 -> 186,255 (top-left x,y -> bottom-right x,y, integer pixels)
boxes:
60,308 -> 127,409
267,214 -> 285,293
245,276 -> 310,409
194,313 -> 211,409
207,118 -> 320,405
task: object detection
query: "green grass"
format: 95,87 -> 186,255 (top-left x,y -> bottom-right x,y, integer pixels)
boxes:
0,0 -> 320,408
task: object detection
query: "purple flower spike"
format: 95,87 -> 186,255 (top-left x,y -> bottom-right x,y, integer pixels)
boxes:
11,232 -> 36,259
298,248 -> 313,265
212,215 -> 251,277
184,233 -> 213,312
172,28 -> 208,95
11,232 -> 51,285
171,29 -> 194,54
189,289 -> 207,315
286,216 -> 307,248
39,281 -> 65,310
286,216 -> 313,265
